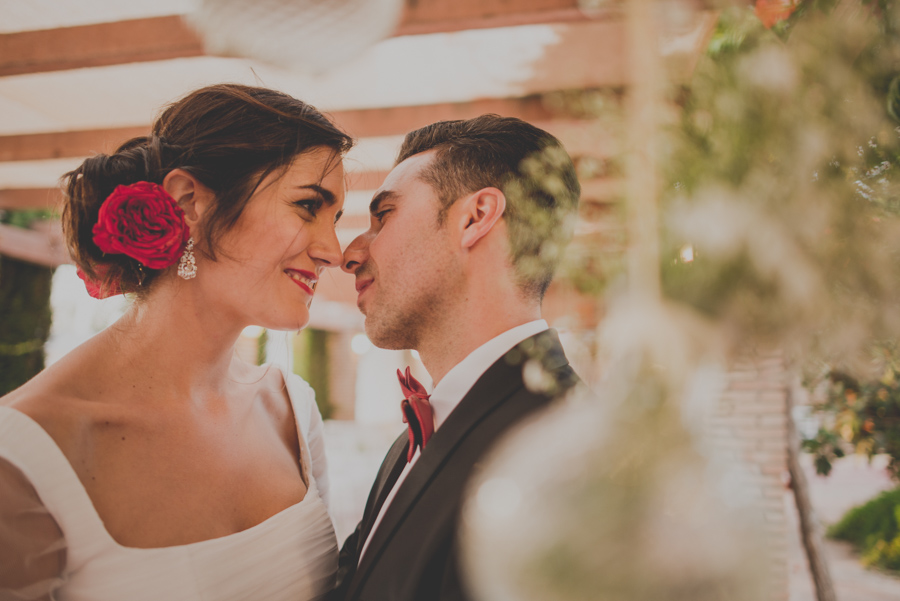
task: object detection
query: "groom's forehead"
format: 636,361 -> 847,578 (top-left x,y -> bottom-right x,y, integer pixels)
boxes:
388,150 -> 436,186
369,154 -> 439,214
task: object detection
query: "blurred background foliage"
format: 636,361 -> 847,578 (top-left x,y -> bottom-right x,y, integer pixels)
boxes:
661,0 -> 900,364
804,349 -> 900,480
803,342 -> 900,573
827,486 -> 900,571
656,0 -> 900,577
0,209 -> 56,395
537,0 -> 900,583
293,327 -> 334,419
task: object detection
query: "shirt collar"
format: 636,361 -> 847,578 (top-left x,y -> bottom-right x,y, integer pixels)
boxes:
427,320 -> 548,430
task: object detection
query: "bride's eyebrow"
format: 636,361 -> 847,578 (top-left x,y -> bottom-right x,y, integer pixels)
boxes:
293,184 -> 336,205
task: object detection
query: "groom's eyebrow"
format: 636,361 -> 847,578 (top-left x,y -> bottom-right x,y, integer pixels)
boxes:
369,190 -> 398,215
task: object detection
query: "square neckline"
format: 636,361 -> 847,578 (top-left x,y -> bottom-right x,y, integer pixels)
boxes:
0,365 -> 318,552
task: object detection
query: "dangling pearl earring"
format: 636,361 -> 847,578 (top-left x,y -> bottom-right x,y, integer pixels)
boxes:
177,237 -> 197,280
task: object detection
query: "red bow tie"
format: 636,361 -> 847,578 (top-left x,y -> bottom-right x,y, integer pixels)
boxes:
397,367 -> 434,462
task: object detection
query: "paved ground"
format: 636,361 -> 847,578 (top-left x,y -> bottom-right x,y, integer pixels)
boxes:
787,454 -> 900,601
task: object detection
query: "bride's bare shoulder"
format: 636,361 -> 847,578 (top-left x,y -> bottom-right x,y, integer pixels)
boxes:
0,352 -> 102,446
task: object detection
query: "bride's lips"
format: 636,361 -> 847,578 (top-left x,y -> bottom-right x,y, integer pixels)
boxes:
285,269 -> 317,295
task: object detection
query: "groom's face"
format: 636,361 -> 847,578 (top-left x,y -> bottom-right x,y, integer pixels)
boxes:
341,150 -> 464,350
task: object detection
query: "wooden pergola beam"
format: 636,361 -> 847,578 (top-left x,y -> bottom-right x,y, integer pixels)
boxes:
0,222 -> 70,267
0,97 -> 592,162
0,16 -> 204,77
0,188 -> 63,211
0,127 -> 150,163
0,1 -> 605,77
395,0 -> 604,36
0,171 -> 392,212
0,171 -> 617,267
0,174 -> 617,212
0,170 -> 390,212
331,96 -> 560,139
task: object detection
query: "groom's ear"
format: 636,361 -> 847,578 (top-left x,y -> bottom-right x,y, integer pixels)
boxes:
457,187 -> 506,249
163,168 -> 213,230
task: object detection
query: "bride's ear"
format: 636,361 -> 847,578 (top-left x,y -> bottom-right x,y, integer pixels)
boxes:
163,169 -> 212,230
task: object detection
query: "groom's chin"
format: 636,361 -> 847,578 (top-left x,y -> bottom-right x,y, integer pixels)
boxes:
363,322 -> 406,352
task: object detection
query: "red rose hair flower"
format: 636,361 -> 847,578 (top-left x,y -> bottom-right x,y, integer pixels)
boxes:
92,182 -> 190,269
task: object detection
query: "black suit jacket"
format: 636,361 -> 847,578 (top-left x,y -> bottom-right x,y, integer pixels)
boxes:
331,329 -> 579,601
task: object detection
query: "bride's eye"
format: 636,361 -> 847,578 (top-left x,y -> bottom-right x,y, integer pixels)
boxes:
293,199 -> 322,218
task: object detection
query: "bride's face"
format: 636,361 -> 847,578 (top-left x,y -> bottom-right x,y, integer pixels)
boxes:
194,147 -> 345,331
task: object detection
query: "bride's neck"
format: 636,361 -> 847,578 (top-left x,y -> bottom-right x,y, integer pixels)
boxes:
102,288 -> 246,398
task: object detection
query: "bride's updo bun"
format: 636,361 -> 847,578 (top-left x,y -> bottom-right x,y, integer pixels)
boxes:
63,135 -> 174,293
62,84 -> 353,296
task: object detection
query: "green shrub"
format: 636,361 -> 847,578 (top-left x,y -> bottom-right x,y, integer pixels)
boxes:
828,486 -> 900,572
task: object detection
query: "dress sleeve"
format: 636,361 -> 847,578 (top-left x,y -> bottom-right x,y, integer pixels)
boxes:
0,457 -> 67,600
304,388 -> 331,512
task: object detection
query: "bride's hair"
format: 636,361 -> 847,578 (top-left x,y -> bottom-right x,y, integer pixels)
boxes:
62,84 -> 353,295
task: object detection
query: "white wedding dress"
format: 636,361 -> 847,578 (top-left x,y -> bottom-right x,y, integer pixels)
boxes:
0,370 -> 338,601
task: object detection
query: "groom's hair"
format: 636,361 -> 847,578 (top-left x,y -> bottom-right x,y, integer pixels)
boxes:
396,114 -> 580,300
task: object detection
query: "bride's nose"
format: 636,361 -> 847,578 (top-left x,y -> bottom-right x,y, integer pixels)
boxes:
309,223 -> 343,268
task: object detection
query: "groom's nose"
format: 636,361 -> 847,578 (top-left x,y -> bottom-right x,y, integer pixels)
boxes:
342,231 -> 370,274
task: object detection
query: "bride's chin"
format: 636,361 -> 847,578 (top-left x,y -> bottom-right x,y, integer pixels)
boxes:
286,313 -> 311,333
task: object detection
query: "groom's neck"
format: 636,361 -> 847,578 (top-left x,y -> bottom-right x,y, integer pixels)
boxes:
417,303 -> 541,387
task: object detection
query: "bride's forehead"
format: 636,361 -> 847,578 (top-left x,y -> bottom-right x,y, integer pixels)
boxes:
287,154 -> 344,192
250,155 -> 345,198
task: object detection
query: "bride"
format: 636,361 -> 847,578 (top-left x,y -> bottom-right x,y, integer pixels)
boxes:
0,84 -> 353,601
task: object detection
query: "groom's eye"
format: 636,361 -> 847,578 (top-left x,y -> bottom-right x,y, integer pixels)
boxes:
374,209 -> 391,222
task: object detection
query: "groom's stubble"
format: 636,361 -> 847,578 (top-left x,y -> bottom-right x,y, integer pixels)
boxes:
358,226 -> 463,354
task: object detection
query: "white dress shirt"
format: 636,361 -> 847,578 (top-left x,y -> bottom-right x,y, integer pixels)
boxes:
358,319 -> 549,562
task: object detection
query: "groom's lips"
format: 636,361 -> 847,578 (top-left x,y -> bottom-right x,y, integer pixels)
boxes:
355,277 -> 373,303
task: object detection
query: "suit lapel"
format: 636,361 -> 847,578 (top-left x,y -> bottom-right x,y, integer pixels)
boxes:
348,330 -> 570,599
356,433 -> 408,553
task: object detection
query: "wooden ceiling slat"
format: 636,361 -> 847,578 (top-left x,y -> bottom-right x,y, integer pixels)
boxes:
0,172 -> 617,267
0,222 -> 70,267
0,188 -> 63,211
0,16 -> 204,77
395,0 -> 603,36
0,174 -> 616,212
0,1 -> 604,77
0,170 -> 387,211
0,127 -> 150,163
0,98 -> 591,162
0,169 -> 388,211
331,96 -> 558,139
0,171 -> 385,212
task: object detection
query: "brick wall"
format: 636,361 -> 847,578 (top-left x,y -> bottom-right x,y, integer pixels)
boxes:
707,353 -> 790,601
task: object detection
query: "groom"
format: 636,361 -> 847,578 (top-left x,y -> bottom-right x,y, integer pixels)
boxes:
334,114 -> 582,601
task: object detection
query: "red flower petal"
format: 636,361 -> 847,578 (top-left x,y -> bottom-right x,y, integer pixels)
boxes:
76,265 -> 122,299
755,0 -> 799,28
92,182 -> 189,269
